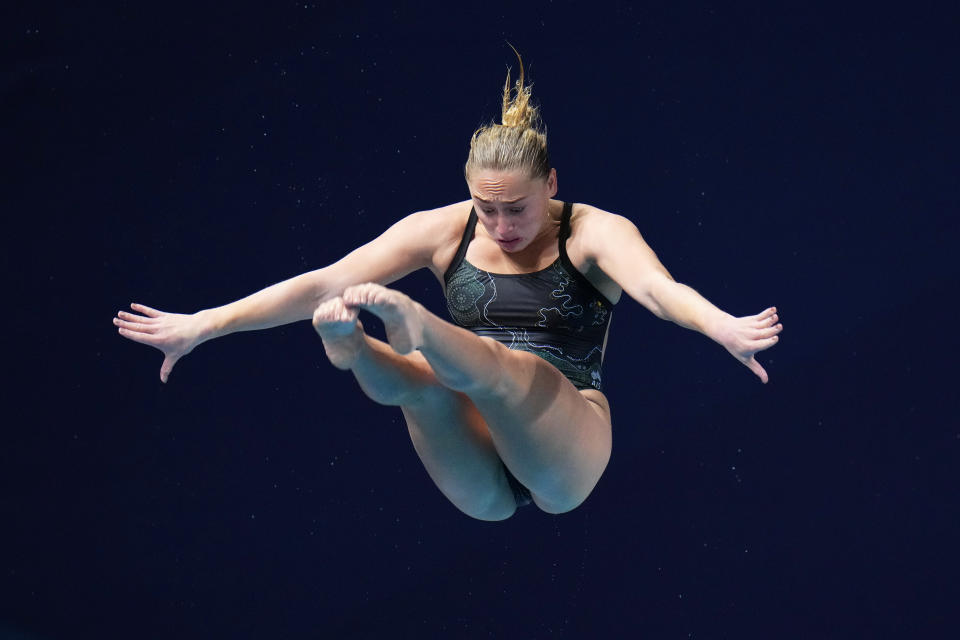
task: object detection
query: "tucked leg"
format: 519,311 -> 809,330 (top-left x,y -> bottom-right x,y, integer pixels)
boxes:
312,298 -> 518,520
342,284 -> 613,513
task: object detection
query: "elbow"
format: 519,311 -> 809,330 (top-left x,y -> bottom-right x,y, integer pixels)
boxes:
637,289 -> 667,319
651,304 -> 670,321
643,274 -> 675,320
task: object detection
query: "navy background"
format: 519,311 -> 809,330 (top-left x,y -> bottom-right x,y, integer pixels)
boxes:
3,2 -> 958,638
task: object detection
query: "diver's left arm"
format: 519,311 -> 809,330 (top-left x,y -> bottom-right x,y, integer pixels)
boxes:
586,209 -> 782,383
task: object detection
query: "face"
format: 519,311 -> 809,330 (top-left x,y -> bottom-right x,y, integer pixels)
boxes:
467,168 -> 558,252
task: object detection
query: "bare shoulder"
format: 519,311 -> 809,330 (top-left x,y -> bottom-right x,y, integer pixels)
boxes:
320,200 -> 473,291
566,202 -> 672,305
372,201 -> 467,251
567,203 -> 640,262
403,200 -> 472,239
388,200 -> 473,280
562,203 -> 639,304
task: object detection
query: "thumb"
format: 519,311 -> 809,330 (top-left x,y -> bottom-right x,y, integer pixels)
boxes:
160,355 -> 179,383
747,357 -> 769,384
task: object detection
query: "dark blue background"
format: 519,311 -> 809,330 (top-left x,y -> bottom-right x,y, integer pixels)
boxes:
3,2 -> 957,638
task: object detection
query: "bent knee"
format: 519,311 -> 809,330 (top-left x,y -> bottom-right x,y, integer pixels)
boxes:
533,494 -> 587,515
451,492 -> 517,521
530,463 -> 608,515
443,474 -> 519,522
465,501 -> 517,521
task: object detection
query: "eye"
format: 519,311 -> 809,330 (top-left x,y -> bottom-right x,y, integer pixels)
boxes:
509,207 -> 525,214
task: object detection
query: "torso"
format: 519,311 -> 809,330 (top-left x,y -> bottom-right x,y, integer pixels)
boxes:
434,200 -> 619,399
429,200 -> 623,305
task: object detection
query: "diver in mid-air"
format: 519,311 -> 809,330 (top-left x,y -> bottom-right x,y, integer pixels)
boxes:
115,52 -> 782,520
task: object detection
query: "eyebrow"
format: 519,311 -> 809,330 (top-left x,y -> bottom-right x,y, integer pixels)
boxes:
473,195 -> 527,204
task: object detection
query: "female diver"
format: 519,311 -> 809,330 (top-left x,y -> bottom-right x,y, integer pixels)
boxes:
115,57 -> 782,521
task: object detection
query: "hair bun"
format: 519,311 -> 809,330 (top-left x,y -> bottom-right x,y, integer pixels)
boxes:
464,46 -> 551,181
501,44 -> 539,129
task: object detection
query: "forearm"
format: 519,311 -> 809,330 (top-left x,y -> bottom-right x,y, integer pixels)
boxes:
648,278 -> 733,342
197,269 -> 329,341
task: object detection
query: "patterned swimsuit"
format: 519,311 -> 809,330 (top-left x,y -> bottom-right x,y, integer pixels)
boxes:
443,202 -> 616,392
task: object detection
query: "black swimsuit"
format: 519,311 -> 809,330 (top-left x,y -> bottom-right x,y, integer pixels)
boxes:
443,202 -> 616,392
443,202 -> 616,508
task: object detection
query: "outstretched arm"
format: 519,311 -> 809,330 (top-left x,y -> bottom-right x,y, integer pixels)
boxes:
586,208 -> 782,383
115,207 -> 453,382
640,279 -> 781,383
114,269 -> 331,382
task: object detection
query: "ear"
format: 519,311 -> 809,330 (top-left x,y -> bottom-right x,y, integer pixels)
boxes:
546,168 -> 558,197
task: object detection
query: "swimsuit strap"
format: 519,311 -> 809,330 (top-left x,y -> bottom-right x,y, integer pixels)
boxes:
443,206 -> 478,284
556,202 -> 616,309
557,201 -> 574,258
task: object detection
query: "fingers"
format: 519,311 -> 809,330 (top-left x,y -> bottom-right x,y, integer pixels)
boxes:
131,303 -> 162,318
751,335 -> 780,352
116,325 -> 161,346
754,323 -> 783,339
118,310 -> 156,323
735,308 -> 778,384
114,316 -> 159,334
754,309 -> 779,328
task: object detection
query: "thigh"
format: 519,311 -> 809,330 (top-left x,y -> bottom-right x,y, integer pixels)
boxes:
398,352 -> 519,521
466,343 -> 614,513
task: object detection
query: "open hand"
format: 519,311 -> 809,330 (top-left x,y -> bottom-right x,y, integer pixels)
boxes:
717,307 -> 782,384
114,303 -> 205,383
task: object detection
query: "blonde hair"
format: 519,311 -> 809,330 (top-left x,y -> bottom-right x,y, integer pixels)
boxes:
464,46 -> 551,181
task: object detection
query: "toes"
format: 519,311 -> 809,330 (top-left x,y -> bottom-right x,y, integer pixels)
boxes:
343,283 -> 382,307
315,303 -> 330,319
341,305 -> 358,323
349,286 -> 366,305
341,285 -> 360,305
313,297 -> 354,326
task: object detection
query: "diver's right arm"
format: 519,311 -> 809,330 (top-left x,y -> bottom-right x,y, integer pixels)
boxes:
197,268 -> 329,337
115,206 -> 462,382
114,269 -> 333,383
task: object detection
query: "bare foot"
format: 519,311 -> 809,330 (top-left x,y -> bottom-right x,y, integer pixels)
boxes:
342,283 -> 423,355
312,297 -> 364,370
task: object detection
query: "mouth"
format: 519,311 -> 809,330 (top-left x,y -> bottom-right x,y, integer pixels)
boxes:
497,237 -> 520,248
